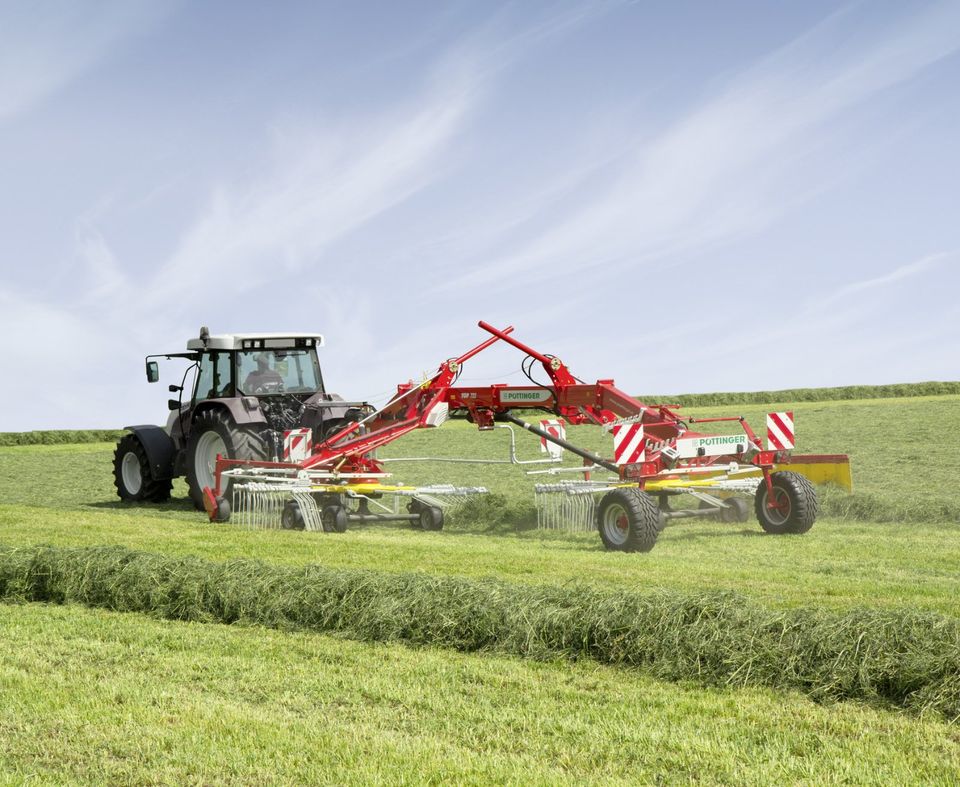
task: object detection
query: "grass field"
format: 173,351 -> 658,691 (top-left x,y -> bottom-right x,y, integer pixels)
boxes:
1,393 -> 959,782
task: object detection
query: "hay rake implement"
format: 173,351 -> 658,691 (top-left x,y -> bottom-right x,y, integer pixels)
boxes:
197,321 -> 850,551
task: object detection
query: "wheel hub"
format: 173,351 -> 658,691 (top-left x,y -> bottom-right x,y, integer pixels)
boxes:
121,452 -> 142,495
764,489 -> 792,525
601,503 -> 630,546
195,431 -> 227,492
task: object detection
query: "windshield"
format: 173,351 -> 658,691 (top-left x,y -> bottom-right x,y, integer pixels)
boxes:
237,349 -> 323,395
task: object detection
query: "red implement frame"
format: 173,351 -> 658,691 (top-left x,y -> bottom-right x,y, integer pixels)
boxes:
209,320 -> 831,518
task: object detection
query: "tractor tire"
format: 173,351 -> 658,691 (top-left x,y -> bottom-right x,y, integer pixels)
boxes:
186,409 -> 269,510
597,488 -> 662,552
754,471 -> 818,535
113,434 -> 172,503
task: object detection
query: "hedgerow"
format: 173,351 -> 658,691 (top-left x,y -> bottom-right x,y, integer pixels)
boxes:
0,430 -> 125,446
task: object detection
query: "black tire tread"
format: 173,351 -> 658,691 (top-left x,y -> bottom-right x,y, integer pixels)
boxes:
597,488 -> 661,552
113,434 -> 172,503
755,471 -> 818,534
186,409 -> 270,509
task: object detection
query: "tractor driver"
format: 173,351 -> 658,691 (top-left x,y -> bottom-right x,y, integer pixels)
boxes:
243,352 -> 284,394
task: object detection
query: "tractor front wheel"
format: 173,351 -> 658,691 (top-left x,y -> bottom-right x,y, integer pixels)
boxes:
597,488 -> 661,552
113,434 -> 172,503
754,471 -> 818,534
186,410 -> 269,510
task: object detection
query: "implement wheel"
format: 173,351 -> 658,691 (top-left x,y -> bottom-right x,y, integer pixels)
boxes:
755,471 -> 818,534
418,505 -> 444,531
597,488 -> 661,552
281,501 -> 306,531
721,497 -> 750,523
323,505 -> 348,534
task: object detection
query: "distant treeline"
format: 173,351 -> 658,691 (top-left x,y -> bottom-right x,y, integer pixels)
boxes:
637,381 -> 960,408
2,382 -> 957,446
0,430 -> 125,447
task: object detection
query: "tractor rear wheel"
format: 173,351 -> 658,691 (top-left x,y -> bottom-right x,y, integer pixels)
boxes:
113,434 -> 172,503
186,410 -> 269,510
754,471 -> 818,534
597,488 -> 661,552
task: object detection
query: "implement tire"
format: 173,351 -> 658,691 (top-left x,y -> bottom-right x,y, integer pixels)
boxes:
186,409 -> 269,510
597,488 -> 661,552
755,471 -> 818,534
323,505 -> 348,534
113,434 -> 172,503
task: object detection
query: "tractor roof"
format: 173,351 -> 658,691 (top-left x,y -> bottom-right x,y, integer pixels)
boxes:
186,332 -> 325,351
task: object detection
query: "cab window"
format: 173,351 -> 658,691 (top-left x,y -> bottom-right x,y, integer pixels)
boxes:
194,351 -> 234,401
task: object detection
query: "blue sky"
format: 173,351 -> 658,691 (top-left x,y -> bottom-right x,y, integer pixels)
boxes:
1,0 -> 958,430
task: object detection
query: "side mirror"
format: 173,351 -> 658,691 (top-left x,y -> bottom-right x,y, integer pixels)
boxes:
146,361 -> 159,383
168,399 -> 181,411
168,384 -> 182,393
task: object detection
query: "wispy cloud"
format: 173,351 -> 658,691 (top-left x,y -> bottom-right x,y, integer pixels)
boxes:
0,2 -> 170,123
816,250 -> 957,308
141,65 -> 481,320
435,1 -> 960,294
137,2 -> 615,326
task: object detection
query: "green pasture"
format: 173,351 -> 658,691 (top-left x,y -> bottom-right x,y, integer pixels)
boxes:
1,603 -> 958,785
0,392 -> 958,782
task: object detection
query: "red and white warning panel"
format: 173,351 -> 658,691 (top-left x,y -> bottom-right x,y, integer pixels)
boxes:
612,423 -> 645,464
539,419 -> 566,460
766,411 -> 795,450
283,428 -> 313,462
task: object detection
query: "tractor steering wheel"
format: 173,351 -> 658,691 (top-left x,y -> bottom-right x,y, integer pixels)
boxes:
253,381 -> 284,395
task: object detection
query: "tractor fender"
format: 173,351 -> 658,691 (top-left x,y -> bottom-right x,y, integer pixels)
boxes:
301,392 -> 365,437
123,425 -> 177,480
193,398 -> 269,427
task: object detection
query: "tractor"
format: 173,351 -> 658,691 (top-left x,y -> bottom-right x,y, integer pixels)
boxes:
113,327 -> 368,512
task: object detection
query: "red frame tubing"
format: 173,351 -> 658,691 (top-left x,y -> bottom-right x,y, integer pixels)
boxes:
207,321 -> 847,505
300,326 -> 516,473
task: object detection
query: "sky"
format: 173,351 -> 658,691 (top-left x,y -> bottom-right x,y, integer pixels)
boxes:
1,0 -> 959,431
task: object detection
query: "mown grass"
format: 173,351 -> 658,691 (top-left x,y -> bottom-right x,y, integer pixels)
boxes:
3,543 -> 960,718
4,604 -> 959,785
0,398 -> 959,617
394,395 -> 960,525
637,380 -> 960,407
1,504 -> 959,617
1,393 -> 959,780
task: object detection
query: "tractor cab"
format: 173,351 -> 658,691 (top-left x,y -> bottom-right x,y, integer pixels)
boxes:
183,331 -> 326,402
